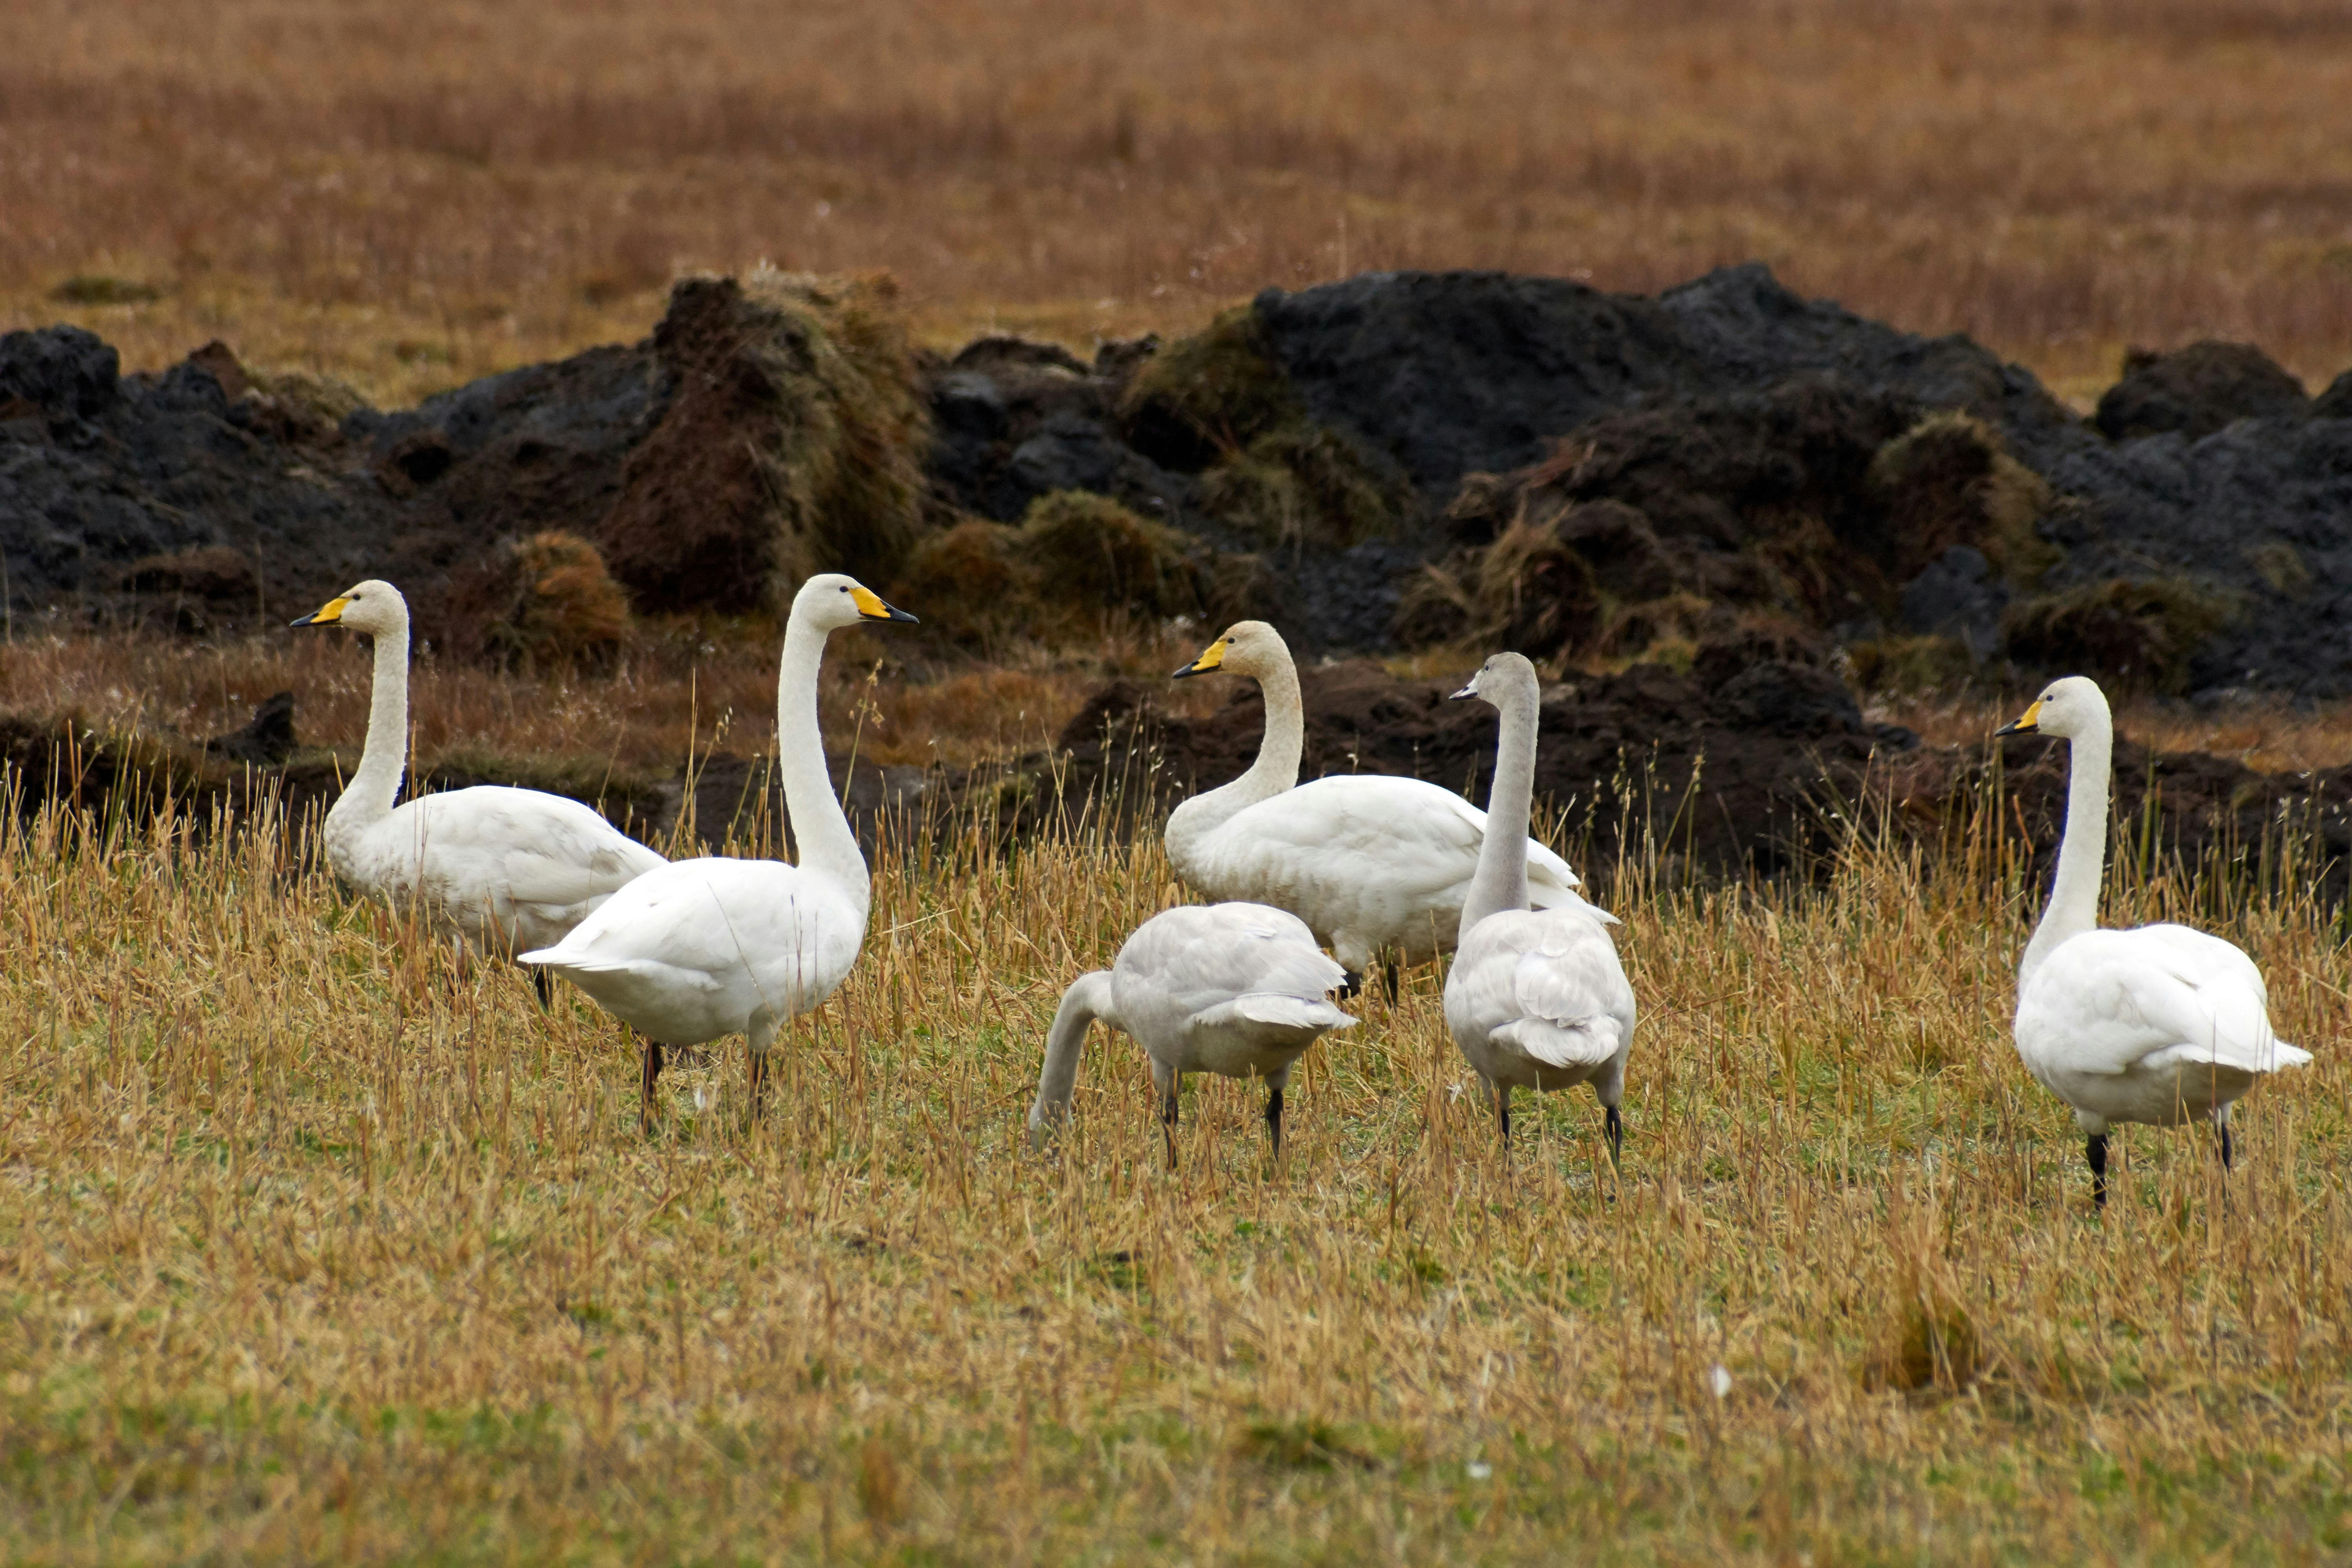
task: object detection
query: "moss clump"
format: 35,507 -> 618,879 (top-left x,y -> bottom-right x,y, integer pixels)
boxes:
1393,517 -> 1604,659
1868,411 -> 2058,587
1115,306 -> 1303,470
2244,539 -> 2312,596
481,532 -> 632,671
739,266 -> 932,599
1867,1298 -> 1984,1395
1847,635 -> 1980,694
2002,577 -> 2236,695
1236,1419 -> 1375,1472
895,492 -> 1261,646
1201,423 -> 1415,554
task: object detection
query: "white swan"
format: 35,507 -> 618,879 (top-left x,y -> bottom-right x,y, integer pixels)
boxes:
1029,901 -> 1355,1166
1165,621 -> 1604,995
520,573 -> 918,1127
291,579 -> 667,1000
1997,675 -> 2311,1205
1443,653 -> 1637,1156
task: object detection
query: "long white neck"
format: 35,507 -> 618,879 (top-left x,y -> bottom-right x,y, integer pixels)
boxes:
1029,969 -> 1118,1138
1460,675 -> 1538,933
776,608 -> 868,911
2021,703 -> 2112,985
327,619 -> 411,855
1164,650 -> 1303,866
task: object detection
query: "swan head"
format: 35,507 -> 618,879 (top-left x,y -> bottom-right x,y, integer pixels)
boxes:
1449,651 -> 1540,709
1995,674 -> 2109,740
290,579 -> 407,637
793,572 -> 918,633
1172,620 -> 1286,681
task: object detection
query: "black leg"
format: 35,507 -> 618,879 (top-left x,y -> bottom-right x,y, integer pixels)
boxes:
1496,1083 -> 1512,1147
2086,1131 -> 2109,1209
1336,971 -> 1364,1002
1161,1074 -> 1180,1171
1604,1103 -> 1624,1170
2217,1122 -> 2234,1171
748,1051 -> 770,1121
532,966 -> 554,1010
1265,1086 -> 1284,1156
641,1041 -> 665,1134
1381,956 -> 1401,1004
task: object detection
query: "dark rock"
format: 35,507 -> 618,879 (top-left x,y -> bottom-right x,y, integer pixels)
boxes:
204,691 -> 297,766
2315,369 -> 2352,421
2094,341 -> 2311,442
0,326 -> 120,423
1898,544 -> 2010,660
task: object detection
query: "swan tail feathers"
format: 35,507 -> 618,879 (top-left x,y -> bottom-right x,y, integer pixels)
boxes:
1195,994 -> 1358,1033
1490,1015 -> 1622,1068
1527,885 -> 1619,925
519,949 -> 658,981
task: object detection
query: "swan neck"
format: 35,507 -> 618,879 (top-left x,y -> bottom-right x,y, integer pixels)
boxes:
2023,710 -> 2112,983
337,622 -> 412,835
776,611 -> 868,906
1031,969 -> 1117,1125
1165,653 -> 1303,866
1461,684 -> 1537,932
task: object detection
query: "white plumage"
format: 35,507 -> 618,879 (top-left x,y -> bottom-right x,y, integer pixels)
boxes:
521,573 -> 918,1126
291,579 -> 666,985
1999,675 -> 2310,1203
1029,901 -> 1356,1164
1165,621 -> 1603,989
1441,653 -> 1637,1155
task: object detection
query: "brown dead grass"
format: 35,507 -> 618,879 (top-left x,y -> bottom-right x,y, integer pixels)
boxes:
3,728 -> 2350,1560
0,619 -> 1236,775
5,0 -> 2352,405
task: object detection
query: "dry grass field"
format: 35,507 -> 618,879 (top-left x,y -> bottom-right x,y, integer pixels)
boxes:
7,0 -> 2352,407
11,2 -> 2352,1559
3,737 -> 2350,1562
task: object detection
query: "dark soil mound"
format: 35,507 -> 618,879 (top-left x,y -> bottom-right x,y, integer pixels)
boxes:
597,273 -> 930,616
1252,264 -> 2076,503
13,262 -> 2352,697
0,320 -> 670,650
2094,341 -> 2312,442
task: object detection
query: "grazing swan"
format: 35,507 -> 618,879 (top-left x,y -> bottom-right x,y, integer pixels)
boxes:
291,579 -> 667,1000
1443,653 -> 1637,1156
521,574 -> 917,1127
1997,675 -> 2311,1205
1166,621 -> 1602,995
1028,902 -> 1356,1167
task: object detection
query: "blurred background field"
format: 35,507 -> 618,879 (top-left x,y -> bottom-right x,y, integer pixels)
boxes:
6,0 -> 2352,407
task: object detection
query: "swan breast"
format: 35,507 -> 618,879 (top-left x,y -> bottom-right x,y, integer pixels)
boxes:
523,855 -> 867,1045
2016,924 -> 2309,1125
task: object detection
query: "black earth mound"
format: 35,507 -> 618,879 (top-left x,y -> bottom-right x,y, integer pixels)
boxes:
7,264 -> 2352,695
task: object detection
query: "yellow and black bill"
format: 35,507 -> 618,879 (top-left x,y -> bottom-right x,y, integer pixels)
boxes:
849,584 -> 919,624
289,596 -> 350,628
1171,637 -> 1227,680
1993,700 -> 2042,737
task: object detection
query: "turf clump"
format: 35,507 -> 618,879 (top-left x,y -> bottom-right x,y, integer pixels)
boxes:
599,269 -> 931,616
896,491 -> 1267,647
1201,423 -> 1415,555
1115,306 -> 1302,470
2002,577 -> 2237,695
1866,411 -> 2056,588
470,531 -> 633,671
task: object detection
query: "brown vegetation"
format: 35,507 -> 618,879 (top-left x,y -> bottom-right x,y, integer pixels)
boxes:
2,740 -> 2349,1559
7,1 -> 2352,407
